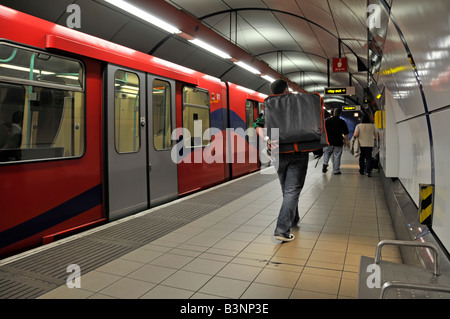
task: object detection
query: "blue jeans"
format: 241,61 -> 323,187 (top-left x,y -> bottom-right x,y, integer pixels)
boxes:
274,152 -> 309,237
323,146 -> 343,173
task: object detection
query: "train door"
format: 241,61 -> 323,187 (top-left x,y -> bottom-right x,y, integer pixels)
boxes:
147,75 -> 178,206
105,64 -> 148,220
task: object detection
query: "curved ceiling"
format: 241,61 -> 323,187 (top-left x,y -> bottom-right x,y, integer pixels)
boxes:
0,0 -> 370,106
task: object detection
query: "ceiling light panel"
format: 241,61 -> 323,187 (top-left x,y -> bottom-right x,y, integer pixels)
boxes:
188,39 -> 232,59
104,0 -> 181,34
234,61 -> 261,74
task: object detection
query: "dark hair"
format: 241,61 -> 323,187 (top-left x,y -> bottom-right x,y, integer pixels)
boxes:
333,108 -> 342,117
12,111 -> 23,124
270,79 -> 288,94
361,114 -> 371,123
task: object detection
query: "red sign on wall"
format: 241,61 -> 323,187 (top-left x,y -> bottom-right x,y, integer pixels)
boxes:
332,58 -> 348,72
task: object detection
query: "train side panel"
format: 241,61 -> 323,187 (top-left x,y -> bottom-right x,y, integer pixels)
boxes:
0,58 -> 104,257
227,83 -> 266,178
176,78 -> 229,195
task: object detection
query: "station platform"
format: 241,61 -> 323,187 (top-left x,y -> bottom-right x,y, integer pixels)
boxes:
0,151 -> 400,299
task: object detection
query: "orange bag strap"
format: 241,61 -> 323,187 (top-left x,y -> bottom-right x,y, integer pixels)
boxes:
312,92 -> 325,132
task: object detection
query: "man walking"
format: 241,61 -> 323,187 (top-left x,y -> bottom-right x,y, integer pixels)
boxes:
256,79 -> 309,242
322,108 -> 349,175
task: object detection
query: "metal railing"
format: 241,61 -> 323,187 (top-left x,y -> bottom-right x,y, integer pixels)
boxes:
374,239 -> 448,299
375,239 -> 440,276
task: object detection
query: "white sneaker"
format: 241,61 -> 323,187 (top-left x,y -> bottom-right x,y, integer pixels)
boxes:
275,234 -> 295,242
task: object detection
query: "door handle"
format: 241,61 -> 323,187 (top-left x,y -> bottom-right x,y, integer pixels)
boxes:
148,163 -> 152,171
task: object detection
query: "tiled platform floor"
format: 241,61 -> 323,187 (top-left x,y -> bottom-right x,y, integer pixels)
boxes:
37,151 -> 400,299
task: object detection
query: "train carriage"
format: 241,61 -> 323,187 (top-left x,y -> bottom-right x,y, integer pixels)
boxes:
0,5 -> 265,258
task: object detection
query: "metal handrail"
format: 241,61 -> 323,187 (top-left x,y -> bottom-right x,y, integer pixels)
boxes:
380,281 -> 450,299
374,239 -> 440,276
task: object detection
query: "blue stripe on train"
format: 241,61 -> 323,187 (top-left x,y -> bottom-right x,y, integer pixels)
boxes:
0,184 -> 102,249
176,108 -> 248,159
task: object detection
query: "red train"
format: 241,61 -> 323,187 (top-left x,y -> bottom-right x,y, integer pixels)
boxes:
0,5 -> 268,258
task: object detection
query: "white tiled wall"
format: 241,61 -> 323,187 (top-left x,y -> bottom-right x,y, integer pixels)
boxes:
379,0 -> 450,251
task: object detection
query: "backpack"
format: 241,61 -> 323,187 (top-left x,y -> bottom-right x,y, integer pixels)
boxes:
264,92 -> 329,153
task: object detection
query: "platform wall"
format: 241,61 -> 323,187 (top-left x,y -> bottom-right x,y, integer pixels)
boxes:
377,0 -> 450,254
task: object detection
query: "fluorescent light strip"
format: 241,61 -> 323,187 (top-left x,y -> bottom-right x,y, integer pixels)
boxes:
189,39 -> 231,59
121,85 -> 139,91
104,0 -> 181,34
262,75 -> 276,83
0,63 -> 54,75
234,61 -> 260,75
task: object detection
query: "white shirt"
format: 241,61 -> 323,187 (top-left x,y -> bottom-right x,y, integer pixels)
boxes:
354,123 -> 377,147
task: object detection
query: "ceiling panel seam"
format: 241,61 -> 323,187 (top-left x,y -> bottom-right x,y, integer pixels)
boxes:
199,8 -> 366,69
294,0 -> 329,59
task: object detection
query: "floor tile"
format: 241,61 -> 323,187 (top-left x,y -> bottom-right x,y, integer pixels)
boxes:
241,242 -> 280,256
96,258 -> 145,277
88,293 -> 117,299
212,238 -> 250,251
254,268 -> 301,288
150,253 -> 194,269
127,264 -> 177,284
309,249 -> 346,264
99,278 -> 155,299
216,263 -> 262,281
241,282 -> 292,299
224,231 -> 258,242
306,260 -> 344,271
231,256 -> 269,268
295,273 -> 341,295
160,270 -> 212,291
265,260 -> 304,272
347,243 -> 376,256
190,292 -> 228,299
38,285 -> 94,299
339,277 -> 359,298
185,234 -> 223,247
120,248 -> 165,264
314,240 -> 348,253
140,285 -> 194,299
275,246 -> 312,260
182,257 -> 227,275
302,267 -> 342,278
270,255 -> 307,267
78,270 -> 122,292
290,289 -> 336,299
199,277 -> 251,298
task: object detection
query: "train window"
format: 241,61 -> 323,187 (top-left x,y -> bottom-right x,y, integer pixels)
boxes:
182,86 -> 210,148
246,100 -> 257,143
258,101 -> 264,114
153,79 -> 171,150
245,100 -> 254,129
0,44 -> 85,164
114,70 -> 140,154
0,43 -> 83,90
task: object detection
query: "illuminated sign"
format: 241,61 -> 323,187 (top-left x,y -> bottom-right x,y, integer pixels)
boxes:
326,87 -> 346,95
324,86 -> 355,96
332,58 -> 348,72
342,105 -> 361,111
